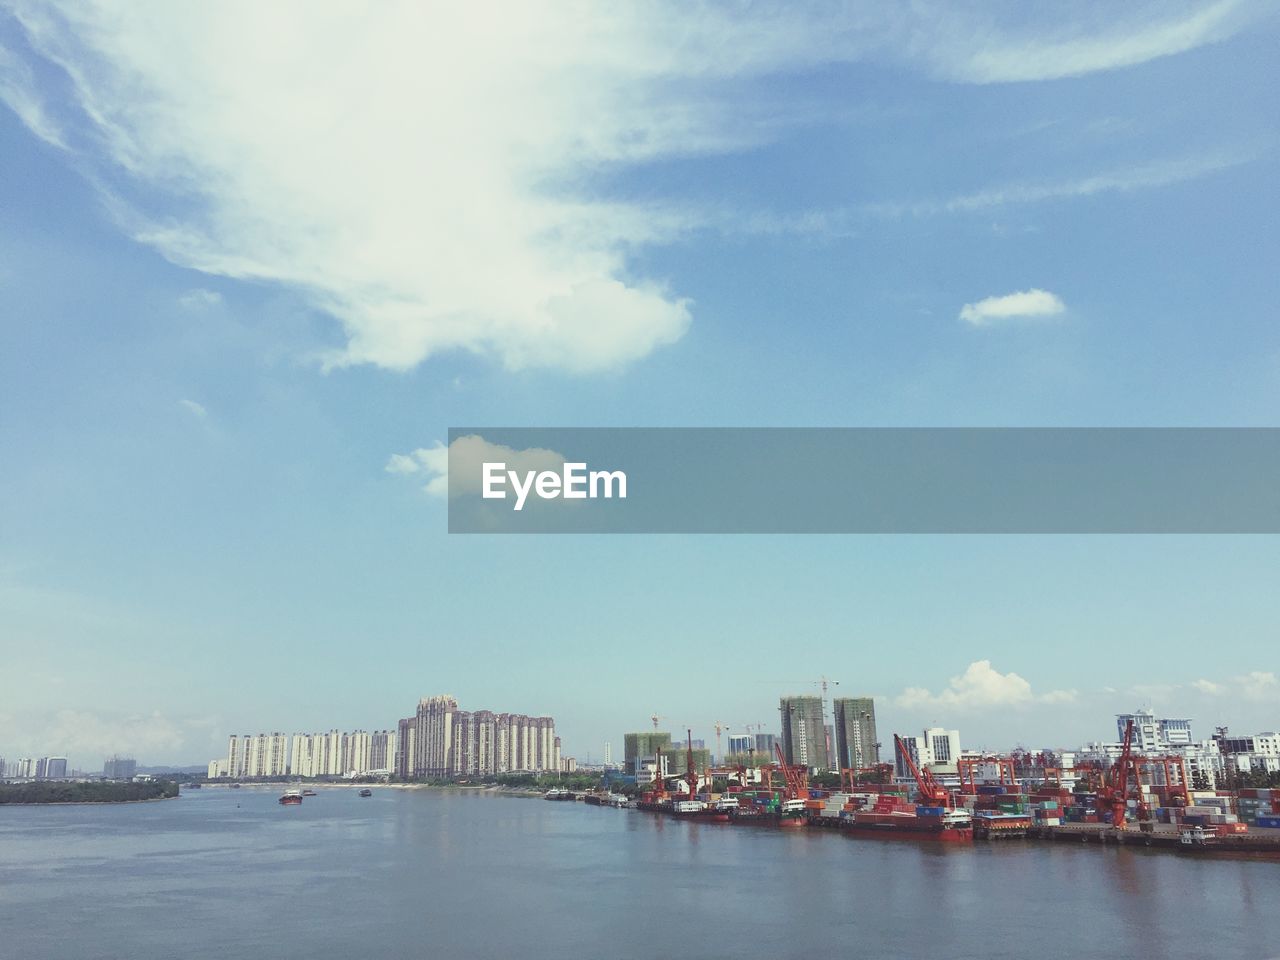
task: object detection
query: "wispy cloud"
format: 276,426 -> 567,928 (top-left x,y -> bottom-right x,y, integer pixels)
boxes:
386,435 -> 566,499
897,660 -> 1076,710
943,151 -> 1256,213
2,3 -> 1259,375
860,149 -> 1261,221
926,0 -> 1251,84
177,288 -> 222,309
0,40 -> 66,147
178,398 -> 207,418
960,289 -> 1066,327
1237,670 -> 1277,701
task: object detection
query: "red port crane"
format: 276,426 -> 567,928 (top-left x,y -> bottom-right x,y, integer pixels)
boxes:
772,743 -> 810,801
1097,718 -> 1136,828
893,734 -> 952,808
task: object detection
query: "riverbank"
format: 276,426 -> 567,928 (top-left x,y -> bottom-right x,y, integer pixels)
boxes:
0,780 -> 180,805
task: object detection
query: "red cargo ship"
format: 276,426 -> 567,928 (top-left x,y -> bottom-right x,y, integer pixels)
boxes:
844,800 -> 974,843
839,736 -> 974,842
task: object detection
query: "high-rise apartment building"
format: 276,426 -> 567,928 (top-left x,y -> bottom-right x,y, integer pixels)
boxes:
623,732 -> 673,775
726,734 -> 752,757
402,696 -> 558,778
834,697 -> 880,770
36,757 -> 68,779
287,730 -> 397,777
780,696 -> 829,771
103,757 -> 137,780
225,733 -> 290,778
414,695 -> 458,778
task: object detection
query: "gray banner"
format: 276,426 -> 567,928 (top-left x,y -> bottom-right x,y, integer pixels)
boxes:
445,428 -> 1280,533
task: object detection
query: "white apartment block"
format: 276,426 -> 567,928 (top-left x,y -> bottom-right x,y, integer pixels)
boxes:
895,727 -> 962,778
394,696 -> 559,778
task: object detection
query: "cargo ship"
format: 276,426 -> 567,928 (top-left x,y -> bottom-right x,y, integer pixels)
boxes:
843,797 -> 973,842
671,798 -> 734,823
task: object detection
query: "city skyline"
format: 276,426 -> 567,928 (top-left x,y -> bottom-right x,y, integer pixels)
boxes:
4,671 -> 1279,770
2,5 -> 1278,765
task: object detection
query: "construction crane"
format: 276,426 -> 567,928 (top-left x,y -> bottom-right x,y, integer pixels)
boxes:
893,734 -> 951,808
650,714 -> 668,731
769,676 -> 841,697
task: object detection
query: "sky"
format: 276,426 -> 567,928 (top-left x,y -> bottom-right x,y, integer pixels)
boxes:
1,1 -> 1278,768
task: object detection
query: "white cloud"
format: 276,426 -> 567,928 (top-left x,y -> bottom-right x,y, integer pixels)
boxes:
960,288 -> 1066,327
386,434 -> 565,499
2,3 -> 1257,374
897,660 -> 1078,710
0,41 -> 67,147
3,709 -> 189,766
941,151 -> 1255,214
178,398 -> 207,418
1192,678 -> 1223,695
924,0 -> 1250,84
1039,688 -> 1079,705
177,288 -> 222,309
1237,670 -> 1277,701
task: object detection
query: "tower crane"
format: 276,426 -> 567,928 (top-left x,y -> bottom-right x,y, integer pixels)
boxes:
650,714 -> 668,731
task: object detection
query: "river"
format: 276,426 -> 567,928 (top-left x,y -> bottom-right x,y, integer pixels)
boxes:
0,786 -> 1273,958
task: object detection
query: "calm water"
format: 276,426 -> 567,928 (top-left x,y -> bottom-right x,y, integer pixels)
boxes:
0,786 -> 1274,959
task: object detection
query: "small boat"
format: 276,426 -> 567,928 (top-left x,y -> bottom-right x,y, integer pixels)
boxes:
302,789 -> 317,797
229,783 -> 241,789
778,798 -> 808,827
278,790 -> 303,805
358,788 -> 373,797
543,788 -> 573,801
1178,825 -> 1218,850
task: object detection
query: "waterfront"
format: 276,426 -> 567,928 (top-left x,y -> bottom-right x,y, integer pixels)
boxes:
0,787 -> 1273,958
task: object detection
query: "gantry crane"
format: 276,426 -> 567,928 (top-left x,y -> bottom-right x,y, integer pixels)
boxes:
957,754 -> 1018,794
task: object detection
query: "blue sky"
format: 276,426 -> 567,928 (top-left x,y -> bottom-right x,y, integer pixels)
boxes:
1,2 -> 1278,767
